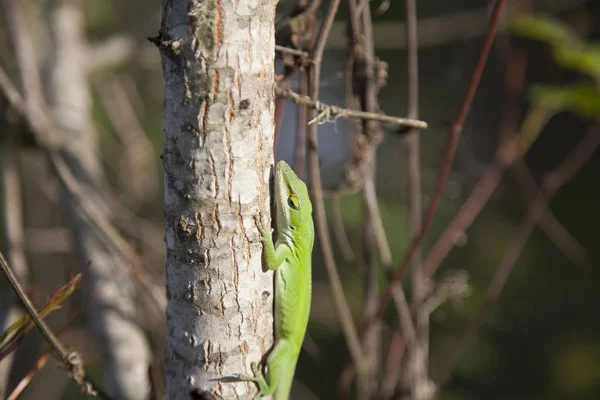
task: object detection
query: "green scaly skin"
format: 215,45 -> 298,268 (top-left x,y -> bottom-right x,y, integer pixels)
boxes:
240,160 -> 314,400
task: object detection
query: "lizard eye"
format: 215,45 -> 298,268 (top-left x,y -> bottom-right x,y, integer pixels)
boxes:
287,195 -> 300,210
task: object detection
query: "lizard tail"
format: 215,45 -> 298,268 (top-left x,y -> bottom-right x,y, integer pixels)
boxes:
273,363 -> 296,400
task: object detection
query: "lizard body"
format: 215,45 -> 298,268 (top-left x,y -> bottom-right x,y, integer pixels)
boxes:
242,160 -> 314,400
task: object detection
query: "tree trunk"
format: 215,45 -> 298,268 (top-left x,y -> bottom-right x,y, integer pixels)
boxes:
158,0 -> 276,398
43,1 -> 151,398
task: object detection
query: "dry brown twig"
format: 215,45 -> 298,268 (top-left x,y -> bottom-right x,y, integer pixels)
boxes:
305,0 -> 370,394
355,1 -> 393,270
370,0 -> 506,330
421,47 -> 585,281
509,158 -> 586,263
94,75 -> 158,203
0,142 -> 30,398
434,120 -> 600,386
275,44 -> 310,60
0,252 -> 104,397
350,1 -> 391,396
275,86 -> 428,129
336,2 -> 507,395
330,197 -> 355,262
0,2 -> 162,397
390,0 -> 433,397
0,46 -> 166,324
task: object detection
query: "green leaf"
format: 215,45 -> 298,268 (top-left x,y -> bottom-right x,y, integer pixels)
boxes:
510,15 -> 580,48
511,15 -> 600,83
554,45 -> 600,83
530,84 -> 600,117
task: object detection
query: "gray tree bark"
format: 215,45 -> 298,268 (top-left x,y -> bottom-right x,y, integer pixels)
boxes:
43,1 -> 151,398
158,0 -> 276,399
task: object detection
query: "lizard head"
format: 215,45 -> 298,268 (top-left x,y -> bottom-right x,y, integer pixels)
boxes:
274,160 -> 312,236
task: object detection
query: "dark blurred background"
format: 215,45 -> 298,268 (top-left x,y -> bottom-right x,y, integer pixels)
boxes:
1,0 -> 599,399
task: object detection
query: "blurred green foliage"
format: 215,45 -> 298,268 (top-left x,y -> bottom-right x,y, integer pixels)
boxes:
512,14 -> 600,116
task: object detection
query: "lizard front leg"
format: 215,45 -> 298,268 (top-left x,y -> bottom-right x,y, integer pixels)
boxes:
258,219 -> 291,271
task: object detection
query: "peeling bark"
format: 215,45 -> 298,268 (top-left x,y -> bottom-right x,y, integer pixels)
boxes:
158,0 -> 276,399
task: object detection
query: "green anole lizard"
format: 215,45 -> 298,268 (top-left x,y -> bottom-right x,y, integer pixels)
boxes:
241,160 -> 314,400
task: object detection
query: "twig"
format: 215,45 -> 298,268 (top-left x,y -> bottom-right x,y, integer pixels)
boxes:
361,163 -> 381,398
0,71 -> 166,320
358,0 -> 393,269
358,3 -> 388,390
95,76 -> 158,202
0,142 -> 30,397
418,44 -> 584,278
0,66 -> 25,112
0,66 -> 140,269
275,44 -> 310,60
2,145 -> 29,297
0,252 -> 101,396
85,8 -> 160,72
371,0 -> 506,327
434,120 -> 600,386
274,80 -> 287,152
421,163 -> 504,279
510,159 -> 586,264
497,45 -> 585,263
293,69 -> 309,177
6,308 -> 83,400
421,103 -> 552,279
0,0 -> 131,259
3,2 -> 154,395
0,0 -> 51,142
380,287 -> 417,399
275,86 -> 428,129
330,197 -> 355,262
362,174 -> 392,267
7,353 -> 50,400
402,0 -> 434,398
305,0 -> 367,388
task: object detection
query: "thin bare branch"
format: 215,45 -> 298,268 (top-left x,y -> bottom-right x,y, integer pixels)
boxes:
330,196 -> 355,262
85,8 -> 160,72
6,309 -> 82,400
402,0 -> 433,398
275,86 -> 428,129
422,163 -> 504,278
1,0 -> 51,142
275,44 -> 310,60
86,35 -> 137,71
419,45 -> 549,278
434,121 -> 600,386
358,0 -> 392,269
293,69 -> 309,178
372,0 -> 506,325
363,175 -> 392,267
422,107 -> 552,279
95,76 -> 158,202
510,160 -> 586,264
305,0 -> 367,386
322,1 -> 576,50
0,143 -> 30,398
2,147 -> 29,297
0,66 -> 25,112
380,286 -> 415,399
0,69 -> 166,320
0,252 -> 103,397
